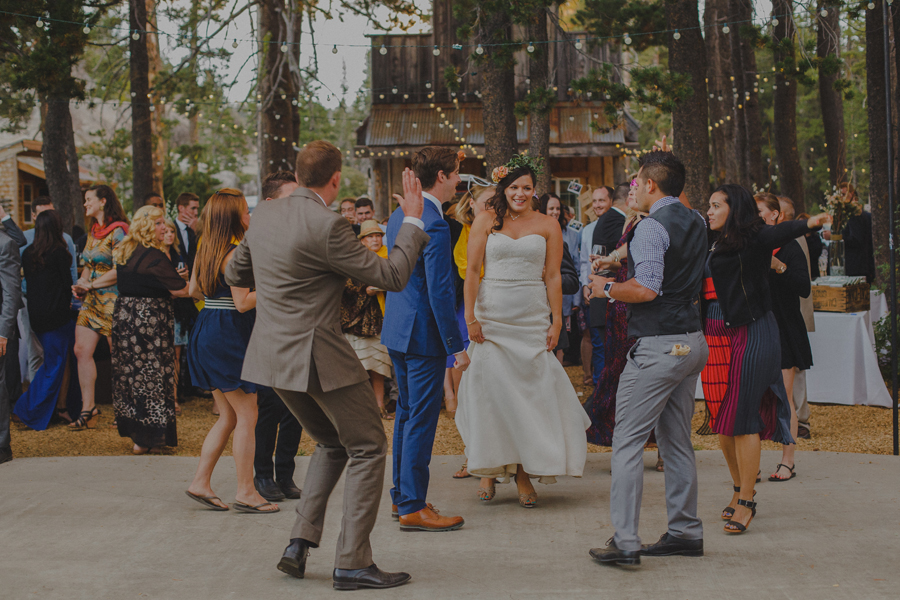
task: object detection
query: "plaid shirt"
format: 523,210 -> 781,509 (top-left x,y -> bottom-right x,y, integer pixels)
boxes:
630,196 -> 705,294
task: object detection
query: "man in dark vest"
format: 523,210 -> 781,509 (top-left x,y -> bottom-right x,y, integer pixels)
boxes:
587,151 -> 709,567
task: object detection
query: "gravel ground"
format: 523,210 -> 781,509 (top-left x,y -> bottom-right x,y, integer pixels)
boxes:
9,366 -> 898,459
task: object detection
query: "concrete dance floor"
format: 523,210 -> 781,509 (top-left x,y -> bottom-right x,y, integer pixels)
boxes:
1,450 -> 898,599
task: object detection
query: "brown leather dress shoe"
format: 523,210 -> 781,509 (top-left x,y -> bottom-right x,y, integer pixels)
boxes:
398,506 -> 464,532
392,502 -> 438,520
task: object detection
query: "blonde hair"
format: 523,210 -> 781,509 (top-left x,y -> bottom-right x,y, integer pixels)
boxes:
455,184 -> 495,226
114,205 -> 166,265
195,188 -> 248,298
164,218 -> 180,253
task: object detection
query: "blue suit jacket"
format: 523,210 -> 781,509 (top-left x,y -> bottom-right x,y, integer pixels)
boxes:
381,198 -> 464,357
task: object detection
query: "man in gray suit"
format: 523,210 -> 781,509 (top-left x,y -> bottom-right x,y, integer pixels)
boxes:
588,151 -> 709,566
225,140 -> 429,591
0,215 -> 23,465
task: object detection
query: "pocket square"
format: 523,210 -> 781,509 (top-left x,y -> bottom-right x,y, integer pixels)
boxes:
669,344 -> 691,356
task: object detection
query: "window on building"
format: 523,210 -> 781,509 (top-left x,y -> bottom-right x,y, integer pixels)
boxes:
22,183 -> 33,224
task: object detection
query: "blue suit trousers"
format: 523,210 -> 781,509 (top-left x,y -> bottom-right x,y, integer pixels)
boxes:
388,350 -> 445,516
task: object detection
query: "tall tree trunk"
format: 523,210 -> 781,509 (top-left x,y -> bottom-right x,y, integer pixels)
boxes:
130,0 -> 153,209
729,0 -> 764,188
704,0 -> 737,185
868,0 -> 890,281
817,2 -> 847,187
146,0 -> 165,199
772,0 -> 805,212
477,9 -> 518,170
41,101 -> 82,235
188,0 -> 200,148
257,0 -> 298,184
526,8 -> 551,196
667,0 -> 710,209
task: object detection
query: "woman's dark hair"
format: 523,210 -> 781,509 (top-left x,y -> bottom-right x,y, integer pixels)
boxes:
487,165 -> 536,232
711,183 -> 764,253
538,193 -> 566,230
27,210 -> 70,270
86,184 -> 127,226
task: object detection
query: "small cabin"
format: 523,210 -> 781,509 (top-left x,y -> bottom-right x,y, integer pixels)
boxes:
355,0 -> 639,219
0,139 -> 98,228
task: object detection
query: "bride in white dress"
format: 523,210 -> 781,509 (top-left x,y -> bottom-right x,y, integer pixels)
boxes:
456,157 -> 590,508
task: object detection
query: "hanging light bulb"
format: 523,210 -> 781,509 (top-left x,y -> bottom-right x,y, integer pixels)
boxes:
280,42 -> 288,53
132,31 -> 140,40
673,30 -> 681,40
392,87 -> 398,94
433,46 -> 441,56
527,42 -> 535,53
83,24 -> 91,34
412,122 -> 418,128
36,18 -> 44,28
820,9 -> 828,17
575,39 -> 583,50
332,45 -> 338,54
722,24 -> 730,34
623,33 -> 632,45
379,44 -> 387,55
425,82 -> 432,89
232,39 -> 238,49
475,44 -> 484,55
868,2 -> 875,8
771,18 -> 779,26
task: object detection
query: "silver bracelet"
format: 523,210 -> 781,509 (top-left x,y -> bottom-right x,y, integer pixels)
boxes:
611,250 -> 620,262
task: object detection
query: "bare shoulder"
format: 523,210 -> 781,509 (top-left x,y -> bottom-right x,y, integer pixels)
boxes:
471,210 -> 495,234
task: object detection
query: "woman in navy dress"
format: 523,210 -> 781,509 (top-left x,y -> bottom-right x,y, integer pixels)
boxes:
184,189 -> 278,513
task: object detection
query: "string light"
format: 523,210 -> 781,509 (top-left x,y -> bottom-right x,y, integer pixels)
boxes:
673,30 -> 680,40
332,44 -> 338,54
722,24 -> 730,34
379,44 -> 387,55
132,31 -> 140,40
527,42 -> 535,53
433,45 -> 440,56
623,33 -> 632,45
83,24 -> 90,34
280,42 -> 287,53
232,39 -> 238,49
574,39 -> 583,50
475,44 -> 484,55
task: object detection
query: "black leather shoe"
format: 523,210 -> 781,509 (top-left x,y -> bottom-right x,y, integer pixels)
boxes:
640,532 -> 703,557
333,564 -> 411,590
589,538 -> 640,566
0,446 -> 11,465
277,479 -> 302,500
255,477 -> 286,502
277,538 -> 311,578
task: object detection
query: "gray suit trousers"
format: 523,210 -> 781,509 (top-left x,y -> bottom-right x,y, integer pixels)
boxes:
792,368 -> 811,430
274,362 -> 387,570
610,330 -> 708,551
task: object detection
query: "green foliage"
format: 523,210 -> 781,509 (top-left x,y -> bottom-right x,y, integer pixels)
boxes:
574,0 -> 666,51
515,86 -> 556,118
873,315 -> 894,383
81,127 -> 133,210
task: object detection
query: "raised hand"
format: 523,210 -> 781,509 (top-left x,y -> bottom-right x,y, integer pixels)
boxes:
391,168 -> 424,220
653,134 -> 669,152
807,213 -> 832,229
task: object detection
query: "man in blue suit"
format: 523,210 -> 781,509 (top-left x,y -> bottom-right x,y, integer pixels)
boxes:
383,147 -> 470,532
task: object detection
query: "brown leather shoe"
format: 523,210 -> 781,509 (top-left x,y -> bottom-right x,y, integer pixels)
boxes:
398,506 -> 464,532
391,502 -> 438,520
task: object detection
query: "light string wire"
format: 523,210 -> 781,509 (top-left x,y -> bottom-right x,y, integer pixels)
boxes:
0,3 -> 871,53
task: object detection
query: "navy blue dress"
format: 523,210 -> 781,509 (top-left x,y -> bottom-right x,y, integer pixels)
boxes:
187,263 -> 258,394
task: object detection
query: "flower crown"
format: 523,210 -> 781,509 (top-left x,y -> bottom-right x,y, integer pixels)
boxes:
491,154 -> 545,183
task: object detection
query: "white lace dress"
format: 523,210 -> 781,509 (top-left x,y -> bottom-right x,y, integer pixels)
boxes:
456,233 -> 590,483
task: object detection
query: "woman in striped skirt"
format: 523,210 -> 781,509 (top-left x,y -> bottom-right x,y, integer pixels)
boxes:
702,184 -> 829,534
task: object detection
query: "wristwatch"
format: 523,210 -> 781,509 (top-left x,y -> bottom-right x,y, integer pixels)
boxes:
603,281 -> 614,298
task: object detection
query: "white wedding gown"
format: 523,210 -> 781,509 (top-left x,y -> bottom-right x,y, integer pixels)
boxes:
456,233 -> 591,483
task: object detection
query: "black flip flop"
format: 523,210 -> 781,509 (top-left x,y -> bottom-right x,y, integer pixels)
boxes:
233,501 -> 280,514
185,490 -> 229,511
767,463 -> 796,482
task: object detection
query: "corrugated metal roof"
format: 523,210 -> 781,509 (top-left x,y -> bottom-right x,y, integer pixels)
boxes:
360,104 -> 629,150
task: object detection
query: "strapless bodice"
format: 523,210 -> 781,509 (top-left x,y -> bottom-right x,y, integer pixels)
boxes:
482,233 -> 546,282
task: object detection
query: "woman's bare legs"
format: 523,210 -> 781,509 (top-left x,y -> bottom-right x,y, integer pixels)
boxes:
731,434 -> 761,527
71,326 -> 109,426
222,388 -> 274,508
187,389 -> 236,509
772,368 -> 798,480
443,368 -> 458,413
515,464 -> 536,497
370,371 -> 389,418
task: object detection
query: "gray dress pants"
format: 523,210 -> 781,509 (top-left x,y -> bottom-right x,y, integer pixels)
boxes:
610,330 -> 708,551
274,361 -> 387,570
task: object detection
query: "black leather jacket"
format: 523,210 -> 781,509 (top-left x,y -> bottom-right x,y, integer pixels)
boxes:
705,221 -> 814,328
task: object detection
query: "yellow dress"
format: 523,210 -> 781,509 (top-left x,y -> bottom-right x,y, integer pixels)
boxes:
76,227 -> 126,336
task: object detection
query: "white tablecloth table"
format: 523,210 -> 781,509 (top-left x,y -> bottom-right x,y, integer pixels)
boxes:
695,308 -> 892,407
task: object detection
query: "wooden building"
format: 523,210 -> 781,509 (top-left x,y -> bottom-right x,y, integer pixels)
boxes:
355,0 -> 639,219
0,139 -> 98,228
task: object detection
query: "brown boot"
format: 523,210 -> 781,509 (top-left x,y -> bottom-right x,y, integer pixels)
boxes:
398,505 -> 464,532
392,502 -> 437,520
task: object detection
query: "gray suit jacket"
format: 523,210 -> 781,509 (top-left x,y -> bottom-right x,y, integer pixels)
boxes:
0,230 -> 22,340
225,187 -> 429,393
